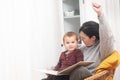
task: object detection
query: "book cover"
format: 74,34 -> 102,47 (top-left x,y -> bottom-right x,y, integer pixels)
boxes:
35,61 -> 94,75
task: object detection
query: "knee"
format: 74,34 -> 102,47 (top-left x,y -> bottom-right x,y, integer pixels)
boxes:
69,66 -> 92,80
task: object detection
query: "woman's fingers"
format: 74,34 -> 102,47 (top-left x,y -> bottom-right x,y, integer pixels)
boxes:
92,2 -> 102,16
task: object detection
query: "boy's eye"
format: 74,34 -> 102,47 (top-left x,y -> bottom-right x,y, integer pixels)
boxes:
66,42 -> 69,44
72,41 -> 75,43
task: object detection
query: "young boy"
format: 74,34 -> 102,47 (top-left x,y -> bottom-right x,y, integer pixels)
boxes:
43,32 -> 83,80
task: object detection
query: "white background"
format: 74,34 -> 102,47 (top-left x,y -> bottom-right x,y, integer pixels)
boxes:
0,0 -> 62,80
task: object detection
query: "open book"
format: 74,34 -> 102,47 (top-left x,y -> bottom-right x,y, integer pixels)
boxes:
35,61 -> 94,75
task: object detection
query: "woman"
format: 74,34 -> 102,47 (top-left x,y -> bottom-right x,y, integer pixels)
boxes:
69,3 -> 115,80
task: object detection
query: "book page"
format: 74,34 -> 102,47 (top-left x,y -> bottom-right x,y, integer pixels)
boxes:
58,61 -> 94,75
37,69 -> 58,75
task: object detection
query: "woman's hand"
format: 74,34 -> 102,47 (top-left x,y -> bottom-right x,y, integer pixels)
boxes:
92,3 -> 102,16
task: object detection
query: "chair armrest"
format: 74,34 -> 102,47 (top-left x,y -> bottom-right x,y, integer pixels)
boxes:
84,70 -> 109,80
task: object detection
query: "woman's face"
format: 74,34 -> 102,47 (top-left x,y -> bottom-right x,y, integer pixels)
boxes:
80,31 -> 96,47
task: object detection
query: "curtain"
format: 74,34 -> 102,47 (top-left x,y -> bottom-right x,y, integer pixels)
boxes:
104,0 -> 120,80
105,0 -> 120,53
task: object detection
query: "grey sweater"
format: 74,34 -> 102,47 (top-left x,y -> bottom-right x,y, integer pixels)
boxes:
79,15 -> 114,73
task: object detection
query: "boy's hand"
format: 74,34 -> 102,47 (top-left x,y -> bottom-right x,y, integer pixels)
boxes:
92,3 -> 102,16
45,67 -> 54,77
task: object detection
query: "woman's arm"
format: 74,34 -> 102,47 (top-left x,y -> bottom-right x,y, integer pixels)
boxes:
92,3 -> 114,60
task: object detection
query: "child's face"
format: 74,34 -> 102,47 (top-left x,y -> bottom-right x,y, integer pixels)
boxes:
64,36 -> 78,52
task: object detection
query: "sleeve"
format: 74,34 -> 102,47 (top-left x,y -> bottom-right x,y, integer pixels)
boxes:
98,15 -> 114,60
75,50 -> 84,62
54,53 -> 62,71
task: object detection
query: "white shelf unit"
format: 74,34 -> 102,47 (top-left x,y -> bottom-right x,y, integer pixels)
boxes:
62,0 -> 81,34
64,15 -> 80,19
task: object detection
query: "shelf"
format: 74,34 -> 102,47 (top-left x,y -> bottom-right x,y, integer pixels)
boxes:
61,0 -> 80,34
62,0 -> 67,2
64,15 -> 80,19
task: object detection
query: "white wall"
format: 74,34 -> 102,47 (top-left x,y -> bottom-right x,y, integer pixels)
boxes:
79,0 -> 106,24
30,0 -> 62,79
104,0 -> 120,79
0,0 -> 62,80
0,0 -> 31,80
105,0 -> 120,53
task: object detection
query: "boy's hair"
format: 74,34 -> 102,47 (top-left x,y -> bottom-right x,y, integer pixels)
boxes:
63,32 -> 78,42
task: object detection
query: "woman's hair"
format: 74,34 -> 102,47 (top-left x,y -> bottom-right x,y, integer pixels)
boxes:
63,32 -> 78,42
79,21 -> 99,40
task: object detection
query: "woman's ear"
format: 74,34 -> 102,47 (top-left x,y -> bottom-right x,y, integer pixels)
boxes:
91,36 -> 96,41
